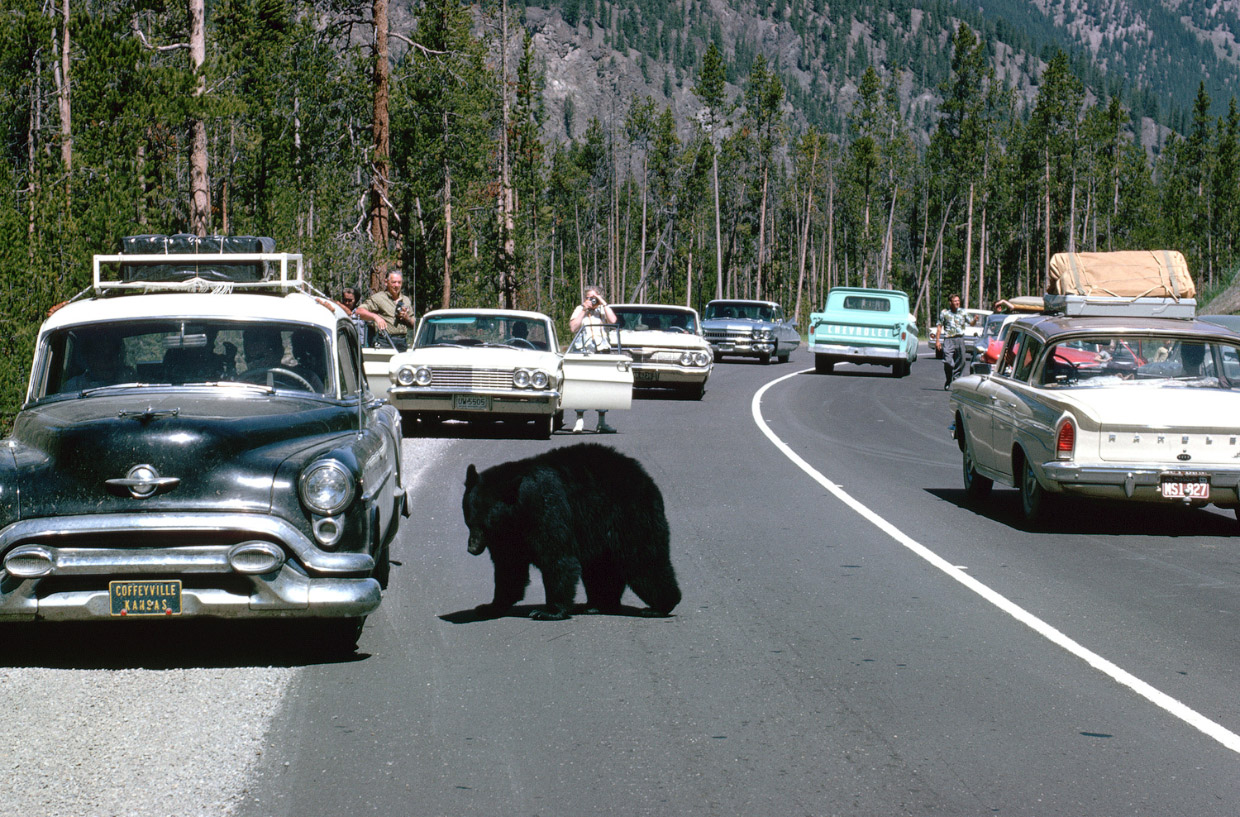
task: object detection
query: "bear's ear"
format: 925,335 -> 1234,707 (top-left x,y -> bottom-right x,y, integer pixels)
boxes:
465,464 -> 479,490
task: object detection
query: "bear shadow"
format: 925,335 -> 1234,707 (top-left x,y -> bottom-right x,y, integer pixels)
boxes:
439,603 -> 673,624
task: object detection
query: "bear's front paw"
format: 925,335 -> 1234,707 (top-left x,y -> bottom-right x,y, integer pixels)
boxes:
529,607 -> 571,621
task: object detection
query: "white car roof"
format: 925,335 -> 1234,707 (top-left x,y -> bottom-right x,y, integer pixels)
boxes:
41,291 -> 346,333
419,307 -> 553,322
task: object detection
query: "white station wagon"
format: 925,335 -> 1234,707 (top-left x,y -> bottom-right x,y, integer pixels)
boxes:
950,302 -> 1240,525
382,308 -> 632,438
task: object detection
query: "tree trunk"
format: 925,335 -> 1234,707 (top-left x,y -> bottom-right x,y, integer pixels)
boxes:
56,0 -> 71,200
712,145 -> 723,299
497,0 -> 516,307
756,164 -> 768,299
369,0 -> 390,292
189,0 -> 211,236
963,181 -> 974,307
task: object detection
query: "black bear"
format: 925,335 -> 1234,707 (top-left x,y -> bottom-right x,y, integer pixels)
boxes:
462,443 -> 681,620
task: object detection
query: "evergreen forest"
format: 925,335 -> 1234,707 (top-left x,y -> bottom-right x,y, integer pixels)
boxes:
3,0 -> 1240,423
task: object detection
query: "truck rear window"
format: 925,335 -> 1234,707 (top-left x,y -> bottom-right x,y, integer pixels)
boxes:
842,296 -> 892,312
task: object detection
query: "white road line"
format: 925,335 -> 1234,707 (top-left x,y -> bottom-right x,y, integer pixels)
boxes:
753,369 -> 1240,755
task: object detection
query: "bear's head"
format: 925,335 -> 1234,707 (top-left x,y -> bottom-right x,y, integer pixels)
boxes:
463,463 -> 521,555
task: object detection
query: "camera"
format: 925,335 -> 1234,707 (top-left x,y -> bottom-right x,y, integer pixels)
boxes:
589,296 -> 599,306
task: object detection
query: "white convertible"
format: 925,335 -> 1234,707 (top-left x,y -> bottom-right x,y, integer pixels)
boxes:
950,303 -> 1240,525
381,308 -> 632,438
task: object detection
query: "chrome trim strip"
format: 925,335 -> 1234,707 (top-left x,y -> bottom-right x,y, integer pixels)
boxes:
0,513 -> 374,574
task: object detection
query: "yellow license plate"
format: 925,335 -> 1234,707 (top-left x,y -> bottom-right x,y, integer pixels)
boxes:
109,580 -> 182,616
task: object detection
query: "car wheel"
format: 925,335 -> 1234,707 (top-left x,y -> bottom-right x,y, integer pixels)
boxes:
315,617 -> 365,658
777,352 -> 790,364
712,351 -> 723,363
962,444 -> 992,501
814,354 -> 834,374
758,352 -> 772,365
683,382 -> 705,400
534,413 -> 554,440
1019,456 -> 1053,525
374,541 -> 391,590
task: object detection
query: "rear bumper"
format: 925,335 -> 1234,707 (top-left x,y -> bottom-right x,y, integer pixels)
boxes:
810,342 -> 903,362
1040,462 -> 1240,504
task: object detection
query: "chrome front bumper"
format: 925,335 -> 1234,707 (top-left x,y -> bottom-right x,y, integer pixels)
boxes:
631,363 -> 710,385
387,387 -> 559,415
0,512 -> 380,622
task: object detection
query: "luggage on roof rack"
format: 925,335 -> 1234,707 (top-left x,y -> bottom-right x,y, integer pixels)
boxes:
1042,293 -> 1197,319
1048,250 -> 1195,300
117,234 -> 278,284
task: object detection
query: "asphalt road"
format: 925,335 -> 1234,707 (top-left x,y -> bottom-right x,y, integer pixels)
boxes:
240,346 -> 1240,816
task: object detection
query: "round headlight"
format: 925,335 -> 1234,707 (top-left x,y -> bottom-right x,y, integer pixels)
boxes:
696,351 -> 712,366
513,369 -> 531,388
414,366 -> 433,386
299,461 -> 355,516
679,351 -> 694,366
531,370 -> 549,389
396,366 -> 415,386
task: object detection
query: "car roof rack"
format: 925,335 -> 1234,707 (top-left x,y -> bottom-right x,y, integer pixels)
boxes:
1041,293 -> 1196,319
93,251 -> 309,295
86,234 -> 324,298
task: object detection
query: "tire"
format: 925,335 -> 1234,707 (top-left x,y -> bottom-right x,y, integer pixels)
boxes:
682,382 -> 705,400
373,541 -> 391,590
892,359 -> 909,377
758,352 -> 772,365
712,350 -> 723,363
534,413 -> 554,440
314,617 -> 365,659
777,352 -> 790,364
814,354 -> 834,374
962,444 -> 993,501
1019,455 -> 1053,525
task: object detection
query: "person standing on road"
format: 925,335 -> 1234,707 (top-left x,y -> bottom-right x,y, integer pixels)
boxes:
936,293 -> 968,390
568,285 -> 618,434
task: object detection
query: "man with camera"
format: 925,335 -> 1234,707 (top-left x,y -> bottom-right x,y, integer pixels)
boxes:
356,269 -> 415,352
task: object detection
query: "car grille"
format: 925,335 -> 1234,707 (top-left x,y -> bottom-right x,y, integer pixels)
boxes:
705,328 -> 752,341
430,367 -> 514,390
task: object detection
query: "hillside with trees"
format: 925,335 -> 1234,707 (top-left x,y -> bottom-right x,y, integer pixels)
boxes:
1,0 -> 1239,422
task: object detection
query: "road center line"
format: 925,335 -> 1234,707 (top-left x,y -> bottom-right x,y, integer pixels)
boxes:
752,369 -> 1240,755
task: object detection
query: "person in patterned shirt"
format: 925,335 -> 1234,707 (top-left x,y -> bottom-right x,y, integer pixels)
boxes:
936,293 -> 968,389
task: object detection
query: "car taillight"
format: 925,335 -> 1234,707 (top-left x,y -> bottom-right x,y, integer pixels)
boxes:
1056,420 -> 1075,459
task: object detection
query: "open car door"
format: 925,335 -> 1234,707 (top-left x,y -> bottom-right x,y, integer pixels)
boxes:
561,324 -> 634,411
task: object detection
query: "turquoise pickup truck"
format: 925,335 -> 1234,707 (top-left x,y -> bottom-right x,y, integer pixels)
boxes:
808,287 -> 919,377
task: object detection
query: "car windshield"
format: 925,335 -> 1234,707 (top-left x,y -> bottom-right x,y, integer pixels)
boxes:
1039,334 -> 1240,389
415,314 -> 552,350
39,320 -> 333,398
612,309 -> 697,333
704,302 -> 774,321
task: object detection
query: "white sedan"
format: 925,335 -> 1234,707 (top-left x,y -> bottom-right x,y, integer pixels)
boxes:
949,312 -> 1240,525
384,308 -> 632,438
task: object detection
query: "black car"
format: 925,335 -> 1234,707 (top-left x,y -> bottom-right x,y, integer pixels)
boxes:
0,236 -> 407,653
